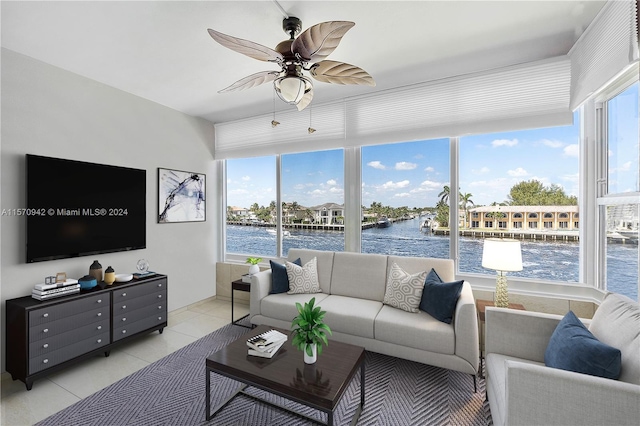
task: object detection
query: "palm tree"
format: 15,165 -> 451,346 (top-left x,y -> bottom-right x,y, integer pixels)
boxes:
459,192 -> 475,228
289,201 -> 300,222
438,185 -> 451,204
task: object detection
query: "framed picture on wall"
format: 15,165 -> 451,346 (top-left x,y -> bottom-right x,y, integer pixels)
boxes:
158,167 -> 206,223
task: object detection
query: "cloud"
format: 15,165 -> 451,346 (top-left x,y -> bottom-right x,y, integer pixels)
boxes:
309,189 -> 325,195
541,139 -> 564,148
472,166 -> 490,174
395,161 -> 417,170
564,144 -> 579,157
611,161 -> 632,173
381,180 -> 410,190
326,179 -> 337,185
293,184 -> 305,190
410,180 -> 443,193
492,138 -> 518,147
241,175 -> 251,181
394,193 -> 411,198
329,187 -> 343,194
367,161 -> 386,170
424,166 -> 435,172
507,167 -> 528,177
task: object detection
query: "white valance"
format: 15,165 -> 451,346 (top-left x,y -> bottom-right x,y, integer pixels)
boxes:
215,56 -> 573,159
569,0 -> 639,110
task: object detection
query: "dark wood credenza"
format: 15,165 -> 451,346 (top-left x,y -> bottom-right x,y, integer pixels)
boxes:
5,274 -> 168,390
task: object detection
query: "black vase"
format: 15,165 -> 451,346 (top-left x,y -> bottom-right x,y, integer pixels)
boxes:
89,260 -> 103,282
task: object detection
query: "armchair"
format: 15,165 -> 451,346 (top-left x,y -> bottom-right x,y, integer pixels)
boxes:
485,293 -> 640,426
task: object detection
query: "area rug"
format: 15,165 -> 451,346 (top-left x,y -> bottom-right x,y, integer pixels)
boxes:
37,321 -> 492,425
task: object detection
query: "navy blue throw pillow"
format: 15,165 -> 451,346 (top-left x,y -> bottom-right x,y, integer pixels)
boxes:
419,268 -> 464,324
544,310 -> 621,380
269,258 -> 301,294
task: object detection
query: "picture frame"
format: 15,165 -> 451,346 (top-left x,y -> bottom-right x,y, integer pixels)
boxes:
157,167 -> 206,223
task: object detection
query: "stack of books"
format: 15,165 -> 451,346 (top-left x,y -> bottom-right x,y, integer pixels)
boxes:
247,329 -> 288,358
32,279 -> 80,301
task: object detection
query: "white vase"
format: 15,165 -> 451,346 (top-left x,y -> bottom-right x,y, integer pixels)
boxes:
248,264 -> 259,275
303,343 -> 317,364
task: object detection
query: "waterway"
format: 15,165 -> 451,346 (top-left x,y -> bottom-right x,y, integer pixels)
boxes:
227,217 -> 637,300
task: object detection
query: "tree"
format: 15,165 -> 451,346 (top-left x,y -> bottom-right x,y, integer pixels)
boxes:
435,200 -> 449,228
459,192 -> 474,228
438,185 -> 451,204
506,179 -> 577,206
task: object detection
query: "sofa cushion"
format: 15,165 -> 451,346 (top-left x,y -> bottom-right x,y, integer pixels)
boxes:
382,262 -> 426,313
261,293 -> 330,323
288,249 -> 334,294
270,258 -> 301,294
589,292 -> 640,385
419,268 -> 464,324
388,255 -> 455,283
375,305 -> 455,354
330,252 -> 388,301
318,295 -> 382,339
545,310 -> 621,380
286,257 -> 321,294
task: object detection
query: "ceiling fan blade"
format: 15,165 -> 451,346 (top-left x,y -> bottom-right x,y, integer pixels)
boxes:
310,60 -> 376,86
218,71 -> 280,93
291,21 -> 355,62
296,87 -> 314,111
208,29 -> 283,63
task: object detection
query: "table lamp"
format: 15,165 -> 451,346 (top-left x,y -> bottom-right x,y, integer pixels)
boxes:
481,238 -> 523,308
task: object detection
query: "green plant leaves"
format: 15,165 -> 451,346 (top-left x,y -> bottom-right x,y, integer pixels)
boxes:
290,297 -> 332,356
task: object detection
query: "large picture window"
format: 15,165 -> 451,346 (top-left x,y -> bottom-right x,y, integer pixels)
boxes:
361,139 -> 449,258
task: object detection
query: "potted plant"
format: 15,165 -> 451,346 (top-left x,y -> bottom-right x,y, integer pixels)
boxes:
291,297 -> 332,364
246,257 -> 262,275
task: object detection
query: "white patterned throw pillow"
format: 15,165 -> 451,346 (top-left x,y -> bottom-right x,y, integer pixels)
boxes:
286,257 -> 321,294
383,262 -> 427,313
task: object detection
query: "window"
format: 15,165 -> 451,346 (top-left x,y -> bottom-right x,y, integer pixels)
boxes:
498,221 -> 508,229
281,149 -> 345,256
485,221 -> 493,228
471,221 -> 479,228
544,221 -> 553,229
543,213 -> 553,219
459,117 -> 580,280
361,139 -> 450,258
559,221 -> 568,229
226,156 -> 277,257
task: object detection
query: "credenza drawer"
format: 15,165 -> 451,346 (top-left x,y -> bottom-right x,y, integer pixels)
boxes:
113,302 -> 166,326
113,290 -> 166,314
29,319 -> 110,357
29,306 -> 110,343
29,332 -> 110,374
113,313 -> 166,342
29,294 -> 107,326
112,279 -> 167,303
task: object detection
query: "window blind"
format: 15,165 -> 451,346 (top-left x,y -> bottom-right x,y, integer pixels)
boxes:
569,0 -> 639,110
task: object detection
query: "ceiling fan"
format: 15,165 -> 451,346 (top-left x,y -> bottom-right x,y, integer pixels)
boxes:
207,16 -> 375,111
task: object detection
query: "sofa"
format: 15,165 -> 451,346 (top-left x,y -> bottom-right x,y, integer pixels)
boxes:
249,249 -> 480,383
485,292 -> 640,425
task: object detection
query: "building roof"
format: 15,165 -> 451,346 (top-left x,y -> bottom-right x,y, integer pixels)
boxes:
470,205 -> 579,213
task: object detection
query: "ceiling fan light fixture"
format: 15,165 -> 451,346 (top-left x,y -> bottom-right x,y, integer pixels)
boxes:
274,75 -> 312,105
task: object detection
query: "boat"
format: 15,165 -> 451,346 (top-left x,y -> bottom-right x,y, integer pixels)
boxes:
377,216 -> 391,228
617,230 -> 638,241
266,228 -> 291,237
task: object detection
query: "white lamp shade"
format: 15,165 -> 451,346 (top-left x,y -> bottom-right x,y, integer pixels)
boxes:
482,238 -> 523,272
274,76 -> 310,104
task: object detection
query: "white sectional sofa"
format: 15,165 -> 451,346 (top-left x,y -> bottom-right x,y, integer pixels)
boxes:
249,249 -> 480,384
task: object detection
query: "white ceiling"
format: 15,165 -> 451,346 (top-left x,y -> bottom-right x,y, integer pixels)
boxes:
1,1 -> 606,124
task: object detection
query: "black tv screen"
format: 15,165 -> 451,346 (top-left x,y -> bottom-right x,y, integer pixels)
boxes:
26,155 -> 146,263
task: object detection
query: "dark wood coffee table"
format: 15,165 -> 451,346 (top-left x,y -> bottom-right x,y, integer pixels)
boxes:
205,325 -> 365,425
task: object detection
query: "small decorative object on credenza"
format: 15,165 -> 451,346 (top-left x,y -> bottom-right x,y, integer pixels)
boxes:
103,266 -> 116,285
133,259 -> 155,279
291,297 -> 332,364
481,238 -> 523,308
246,329 -> 288,358
32,277 -> 80,300
78,275 -> 97,290
89,260 -> 103,282
246,257 -> 262,275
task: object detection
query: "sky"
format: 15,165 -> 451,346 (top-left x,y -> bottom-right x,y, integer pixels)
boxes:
227,83 -> 638,210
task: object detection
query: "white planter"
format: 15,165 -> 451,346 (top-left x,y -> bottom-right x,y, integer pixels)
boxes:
248,264 -> 260,275
304,343 -> 317,364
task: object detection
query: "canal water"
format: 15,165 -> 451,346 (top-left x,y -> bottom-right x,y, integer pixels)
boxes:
227,217 -> 638,300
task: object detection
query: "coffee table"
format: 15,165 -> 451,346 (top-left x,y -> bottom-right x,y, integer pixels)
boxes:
205,325 -> 365,425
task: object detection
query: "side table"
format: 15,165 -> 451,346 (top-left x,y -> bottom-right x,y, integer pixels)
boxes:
231,279 -> 252,328
476,299 -> 526,377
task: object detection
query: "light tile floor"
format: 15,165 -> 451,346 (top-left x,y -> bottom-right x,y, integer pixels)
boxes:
0,298 -> 248,426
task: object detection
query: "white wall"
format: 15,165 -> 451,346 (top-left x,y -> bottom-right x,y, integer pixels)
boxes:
0,48 -> 217,371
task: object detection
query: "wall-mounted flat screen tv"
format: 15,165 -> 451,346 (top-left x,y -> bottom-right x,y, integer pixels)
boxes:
26,155 -> 146,263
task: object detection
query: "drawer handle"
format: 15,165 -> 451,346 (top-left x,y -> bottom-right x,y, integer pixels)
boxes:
122,305 -> 127,309
122,330 -> 127,334
43,359 -> 49,364
157,295 -> 162,299
43,313 -> 49,318
43,343 -> 48,349
43,328 -> 49,333
158,305 -> 162,309
97,299 -> 102,304
97,339 -> 102,344
97,325 -> 102,330
158,316 -> 162,321
122,292 -> 127,297
122,318 -> 127,322
158,283 -> 162,287
97,313 -> 102,317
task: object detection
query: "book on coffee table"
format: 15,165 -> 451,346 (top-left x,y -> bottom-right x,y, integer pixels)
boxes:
246,329 -> 287,352
248,339 -> 285,358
